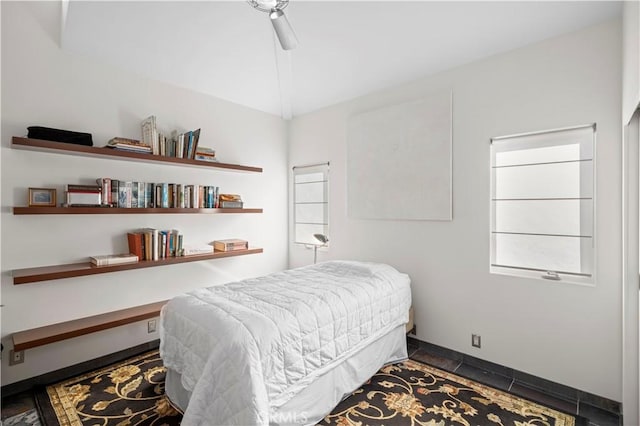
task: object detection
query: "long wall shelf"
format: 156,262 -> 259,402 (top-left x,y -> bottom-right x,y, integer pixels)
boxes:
12,248 -> 263,284
12,300 -> 168,351
11,137 -> 263,172
13,207 -> 263,215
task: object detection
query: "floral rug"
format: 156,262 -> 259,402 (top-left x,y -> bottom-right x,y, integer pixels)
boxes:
35,351 -> 180,426
320,359 -> 583,426
35,351 -> 584,426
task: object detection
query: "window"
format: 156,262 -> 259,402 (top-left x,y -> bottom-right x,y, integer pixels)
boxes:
293,162 -> 329,245
490,124 -> 595,283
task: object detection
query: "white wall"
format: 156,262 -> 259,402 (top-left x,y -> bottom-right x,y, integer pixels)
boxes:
289,19 -> 623,400
0,2 -> 288,385
623,0 -> 640,125
622,2 -> 640,423
622,110 -> 639,426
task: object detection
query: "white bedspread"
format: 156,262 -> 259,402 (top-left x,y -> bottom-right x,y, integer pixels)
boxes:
159,260 -> 412,425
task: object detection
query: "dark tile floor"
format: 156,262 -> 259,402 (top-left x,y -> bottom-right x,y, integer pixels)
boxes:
1,392 -> 39,424
406,340 -> 621,426
1,341 -> 622,426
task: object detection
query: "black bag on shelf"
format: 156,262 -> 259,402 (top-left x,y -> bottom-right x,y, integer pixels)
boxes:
27,126 -> 93,146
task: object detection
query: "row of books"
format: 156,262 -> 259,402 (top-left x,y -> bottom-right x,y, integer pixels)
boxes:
90,237 -> 248,266
127,230 -> 249,262
141,115 -> 203,159
127,229 -> 185,261
91,179 -> 226,209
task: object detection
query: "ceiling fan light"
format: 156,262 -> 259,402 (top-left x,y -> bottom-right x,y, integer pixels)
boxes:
270,9 -> 298,50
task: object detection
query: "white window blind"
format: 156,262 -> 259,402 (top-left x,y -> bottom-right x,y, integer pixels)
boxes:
293,163 -> 329,245
490,124 -> 595,283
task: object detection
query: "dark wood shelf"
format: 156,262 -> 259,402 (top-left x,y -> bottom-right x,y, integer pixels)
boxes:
12,137 -> 263,173
12,300 -> 168,351
12,248 -> 263,284
13,207 -> 263,215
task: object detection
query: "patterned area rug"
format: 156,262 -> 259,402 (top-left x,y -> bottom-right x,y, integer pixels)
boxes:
35,351 -> 585,426
320,360 -> 583,426
35,351 -> 181,426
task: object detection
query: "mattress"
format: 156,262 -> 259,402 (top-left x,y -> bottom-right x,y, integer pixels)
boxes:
159,260 -> 412,425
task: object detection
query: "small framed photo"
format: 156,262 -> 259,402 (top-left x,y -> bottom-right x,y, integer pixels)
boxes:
28,187 -> 57,207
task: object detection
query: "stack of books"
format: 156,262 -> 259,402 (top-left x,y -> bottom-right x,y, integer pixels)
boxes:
106,137 -> 152,154
212,239 -> 248,252
90,253 -> 138,266
195,146 -> 217,163
65,184 -> 102,207
218,193 -> 243,208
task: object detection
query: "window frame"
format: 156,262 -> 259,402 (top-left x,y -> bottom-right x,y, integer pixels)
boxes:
489,124 -> 596,285
292,162 -> 330,247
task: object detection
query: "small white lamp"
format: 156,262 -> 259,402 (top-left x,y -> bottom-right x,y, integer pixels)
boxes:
313,233 -> 329,264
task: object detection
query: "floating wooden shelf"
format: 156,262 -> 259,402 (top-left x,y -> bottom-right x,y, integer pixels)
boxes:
13,207 -> 263,215
12,300 -> 168,351
12,137 -> 263,173
12,248 -> 263,284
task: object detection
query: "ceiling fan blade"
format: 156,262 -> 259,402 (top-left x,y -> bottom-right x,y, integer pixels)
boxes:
270,9 -> 298,50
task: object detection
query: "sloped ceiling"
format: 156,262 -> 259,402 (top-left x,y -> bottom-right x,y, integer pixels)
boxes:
61,1 -> 622,118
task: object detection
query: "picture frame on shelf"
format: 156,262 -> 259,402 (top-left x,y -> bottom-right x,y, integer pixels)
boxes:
28,187 -> 56,207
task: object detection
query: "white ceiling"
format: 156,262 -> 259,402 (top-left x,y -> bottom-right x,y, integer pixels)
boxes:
62,1 -> 622,118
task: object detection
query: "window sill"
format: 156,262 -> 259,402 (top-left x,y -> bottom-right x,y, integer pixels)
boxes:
490,265 -> 594,287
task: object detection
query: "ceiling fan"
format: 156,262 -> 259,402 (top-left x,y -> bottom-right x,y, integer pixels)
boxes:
247,0 -> 299,50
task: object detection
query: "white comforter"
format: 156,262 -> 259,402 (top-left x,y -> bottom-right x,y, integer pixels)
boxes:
159,260 -> 412,425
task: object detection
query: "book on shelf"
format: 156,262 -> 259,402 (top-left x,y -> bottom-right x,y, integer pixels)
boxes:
127,232 -> 144,260
66,184 -> 102,205
195,146 -> 217,162
105,137 -> 152,153
168,128 -> 201,159
196,146 -> 215,156
141,116 -> 159,155
219,194 -> 241,208
96,178 -> 112,206
110,179 -> 119,207
189,128 -> 201,159
118,181 -> 132,208
84,177 -> 228,209
107,137 -> 142,145
183,245 -> 214,256
131,181 -> 139,208
212,239 -> 248,252
220,200 -> 243,208
194,155 -> 219,163
128,228 -> 183,260
219,193 -> 241,201
66,184 -> 101,192
90,253 -> 138,266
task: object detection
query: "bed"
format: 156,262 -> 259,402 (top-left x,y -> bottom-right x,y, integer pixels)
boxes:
159,260 -> 412,425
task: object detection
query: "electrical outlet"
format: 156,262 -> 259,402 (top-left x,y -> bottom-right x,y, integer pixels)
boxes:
472,334 -> 481,348
9,349 -> 24,365
147,319 -> 157,334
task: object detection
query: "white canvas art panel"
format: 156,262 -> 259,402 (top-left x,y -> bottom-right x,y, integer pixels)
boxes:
347,90 -> 452,220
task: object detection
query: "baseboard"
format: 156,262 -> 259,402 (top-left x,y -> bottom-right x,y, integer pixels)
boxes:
407,336 -> 621,416
1,339 -> 160,398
